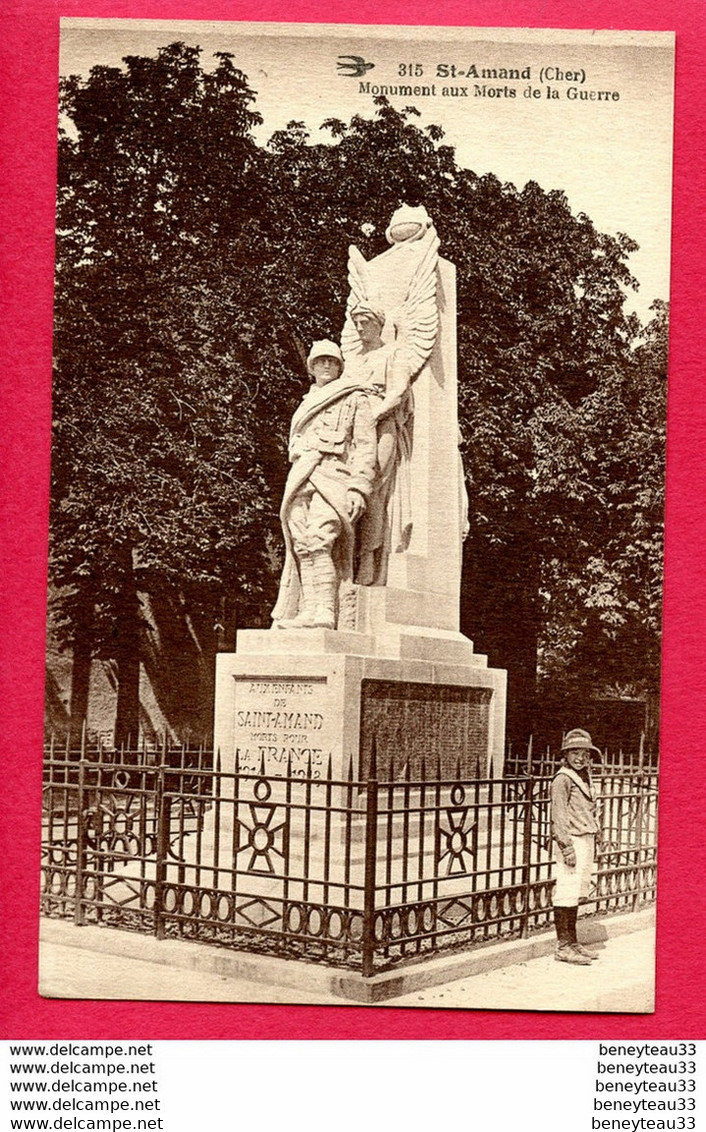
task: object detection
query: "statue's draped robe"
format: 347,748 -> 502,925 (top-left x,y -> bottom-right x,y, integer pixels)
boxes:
344,343 -> 414,586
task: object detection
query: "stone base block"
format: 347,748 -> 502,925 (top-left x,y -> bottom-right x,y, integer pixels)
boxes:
214,627 -> 506,781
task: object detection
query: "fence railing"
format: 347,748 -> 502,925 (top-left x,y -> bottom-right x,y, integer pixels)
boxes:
503,736 -> 657,778
41,742 -> 658,976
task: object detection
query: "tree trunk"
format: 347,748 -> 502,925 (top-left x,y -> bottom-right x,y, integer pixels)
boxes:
68,625 -> 92,747
461,533 -> 541,750
644,688 -> 661,758
113,556 -> 141,748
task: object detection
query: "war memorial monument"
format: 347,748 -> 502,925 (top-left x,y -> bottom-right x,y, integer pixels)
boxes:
213,205 -> 507,786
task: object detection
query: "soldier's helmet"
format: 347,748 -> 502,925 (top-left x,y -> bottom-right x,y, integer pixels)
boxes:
307,340 -> 344,376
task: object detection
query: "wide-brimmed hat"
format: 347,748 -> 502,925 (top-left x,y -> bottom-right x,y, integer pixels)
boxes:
561,728 -> 602,755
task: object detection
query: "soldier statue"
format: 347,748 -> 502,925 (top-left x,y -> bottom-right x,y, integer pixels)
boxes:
271,340 -> 378,630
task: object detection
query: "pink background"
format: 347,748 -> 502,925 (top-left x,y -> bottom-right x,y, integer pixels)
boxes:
1,0 -> 704,1040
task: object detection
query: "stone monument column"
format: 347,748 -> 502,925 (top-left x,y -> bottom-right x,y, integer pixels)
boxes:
356,254 -> 465,639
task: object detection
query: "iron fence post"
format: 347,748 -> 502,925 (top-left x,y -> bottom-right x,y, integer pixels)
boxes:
230,749 -> 239,914
362,749 -> 379,978
526,734 -> 533,777
520,774 -> 534,939
74,748 -> 87,926
632,772 -> 645,911
154,746 -> 168,941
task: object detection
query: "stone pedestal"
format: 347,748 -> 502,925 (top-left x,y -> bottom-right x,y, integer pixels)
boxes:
214,627 -> 506,781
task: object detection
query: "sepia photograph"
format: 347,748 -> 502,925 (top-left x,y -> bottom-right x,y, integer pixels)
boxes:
39,20 -> 673,1012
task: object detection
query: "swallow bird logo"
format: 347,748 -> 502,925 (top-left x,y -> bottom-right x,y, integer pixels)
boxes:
337,55 -> 375,78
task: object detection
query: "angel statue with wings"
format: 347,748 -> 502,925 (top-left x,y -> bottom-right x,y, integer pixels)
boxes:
342,204 -> 440,587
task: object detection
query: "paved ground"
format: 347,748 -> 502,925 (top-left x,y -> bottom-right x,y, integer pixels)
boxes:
390,926 -> 654,1012
40,940 -> 323,1005
39,916 -> 654,1012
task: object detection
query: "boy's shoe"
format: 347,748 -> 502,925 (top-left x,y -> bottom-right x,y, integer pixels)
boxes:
573,942 -> 599,960
555,943 -> 592,965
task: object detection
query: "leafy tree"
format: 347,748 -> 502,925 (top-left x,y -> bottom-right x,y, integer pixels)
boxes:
535,301 -> 667,706
446,176 -> 648,742
53,44 -> 274,743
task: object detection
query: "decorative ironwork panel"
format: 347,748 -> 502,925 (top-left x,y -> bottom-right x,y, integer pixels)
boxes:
437,784 -> 477,876
235,777 -> 288,875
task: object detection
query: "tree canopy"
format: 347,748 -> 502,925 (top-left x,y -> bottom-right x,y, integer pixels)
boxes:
50,42 -> 667,745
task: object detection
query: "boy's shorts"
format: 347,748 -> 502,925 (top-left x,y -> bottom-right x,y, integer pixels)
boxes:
552,833 -> 595,906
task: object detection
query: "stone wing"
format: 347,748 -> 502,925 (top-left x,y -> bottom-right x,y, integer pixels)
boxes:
395,226 -> 441,377
341,244 -> 371,360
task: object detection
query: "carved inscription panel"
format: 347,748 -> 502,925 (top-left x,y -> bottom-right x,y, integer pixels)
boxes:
360,680 -> 492,780
232,676 -> 332,778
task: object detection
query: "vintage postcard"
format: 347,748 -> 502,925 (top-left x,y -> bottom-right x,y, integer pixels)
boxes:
39,20 -> 673,1011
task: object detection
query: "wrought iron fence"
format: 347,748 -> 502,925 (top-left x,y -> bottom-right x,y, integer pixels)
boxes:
41,741 -> 658,976
503,735 -> 657,778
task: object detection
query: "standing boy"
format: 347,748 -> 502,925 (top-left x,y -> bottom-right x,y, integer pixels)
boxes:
551,727 -> 602,964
